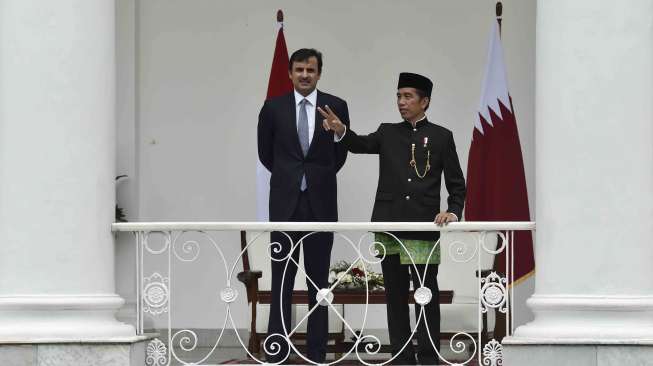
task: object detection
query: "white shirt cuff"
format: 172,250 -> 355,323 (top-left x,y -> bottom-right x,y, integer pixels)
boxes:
334,126 -> 347,142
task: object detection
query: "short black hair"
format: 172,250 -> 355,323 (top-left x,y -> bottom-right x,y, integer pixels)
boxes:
414,88 -> 431,111
289,48 -> 323,74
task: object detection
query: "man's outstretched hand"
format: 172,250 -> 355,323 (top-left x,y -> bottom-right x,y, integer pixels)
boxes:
318,105 -> 346,138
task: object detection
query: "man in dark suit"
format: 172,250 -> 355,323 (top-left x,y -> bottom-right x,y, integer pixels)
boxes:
257,48 -> 349,363
319,73 -> 466,365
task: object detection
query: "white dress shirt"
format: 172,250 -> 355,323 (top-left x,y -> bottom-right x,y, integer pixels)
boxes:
295,89 -> 344,143
294,89 -> 317,146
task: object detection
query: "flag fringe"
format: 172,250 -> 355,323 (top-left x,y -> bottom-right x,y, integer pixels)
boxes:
508,268 -> 535,288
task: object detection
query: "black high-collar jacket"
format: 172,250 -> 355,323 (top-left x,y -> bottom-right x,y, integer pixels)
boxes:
341,118 -> 466,241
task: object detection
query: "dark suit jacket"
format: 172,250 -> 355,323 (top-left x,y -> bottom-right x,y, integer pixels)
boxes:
258,90 -> 350,222
340,118 -> 466,240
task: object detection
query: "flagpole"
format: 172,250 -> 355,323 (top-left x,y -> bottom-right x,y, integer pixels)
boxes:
496,1 -> 503,35
499,1 -> 518,338
495,1 -> 517,116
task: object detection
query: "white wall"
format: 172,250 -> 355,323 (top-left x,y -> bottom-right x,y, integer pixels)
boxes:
116,0 -> 536,332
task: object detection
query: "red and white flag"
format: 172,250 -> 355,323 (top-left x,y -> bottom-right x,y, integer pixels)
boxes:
465,20 -> 535,285
256,10 -> 294,221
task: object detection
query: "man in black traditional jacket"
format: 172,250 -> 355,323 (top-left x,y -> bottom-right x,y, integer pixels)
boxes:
319,72 -> 466,365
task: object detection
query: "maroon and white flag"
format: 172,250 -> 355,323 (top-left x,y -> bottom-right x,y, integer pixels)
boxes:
465,20 -> 535,285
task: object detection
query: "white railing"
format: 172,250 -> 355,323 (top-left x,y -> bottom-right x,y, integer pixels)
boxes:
112,221 -> 535,366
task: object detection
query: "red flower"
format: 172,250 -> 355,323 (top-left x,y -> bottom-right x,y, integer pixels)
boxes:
351,268 -> 365,277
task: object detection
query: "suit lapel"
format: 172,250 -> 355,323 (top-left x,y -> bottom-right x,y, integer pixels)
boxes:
306,90 -> 322,157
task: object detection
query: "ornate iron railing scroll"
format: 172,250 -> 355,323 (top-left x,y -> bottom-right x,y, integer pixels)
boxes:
112,221 -> 534,366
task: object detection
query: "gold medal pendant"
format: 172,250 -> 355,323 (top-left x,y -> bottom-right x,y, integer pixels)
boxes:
410,143 -> 430,179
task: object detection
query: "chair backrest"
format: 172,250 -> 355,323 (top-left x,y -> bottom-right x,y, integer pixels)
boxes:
244,231 -> 308,291
438,232 -> 497,303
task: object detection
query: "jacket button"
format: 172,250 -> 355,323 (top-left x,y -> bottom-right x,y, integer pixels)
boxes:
405,195 -> 410,200
407,178 -> 412,182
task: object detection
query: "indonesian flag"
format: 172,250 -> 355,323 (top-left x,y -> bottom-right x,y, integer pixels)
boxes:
465,20 -> 535,285
256,10 -> 294,221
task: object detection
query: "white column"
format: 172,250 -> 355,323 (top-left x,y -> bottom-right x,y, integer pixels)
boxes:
507,0 -> 653,344
0,0 -> 134,340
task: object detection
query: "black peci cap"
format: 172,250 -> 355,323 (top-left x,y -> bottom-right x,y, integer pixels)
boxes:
397,72 -> 433,97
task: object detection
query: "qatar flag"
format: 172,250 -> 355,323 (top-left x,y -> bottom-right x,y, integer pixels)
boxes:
465,20 -> 535,285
